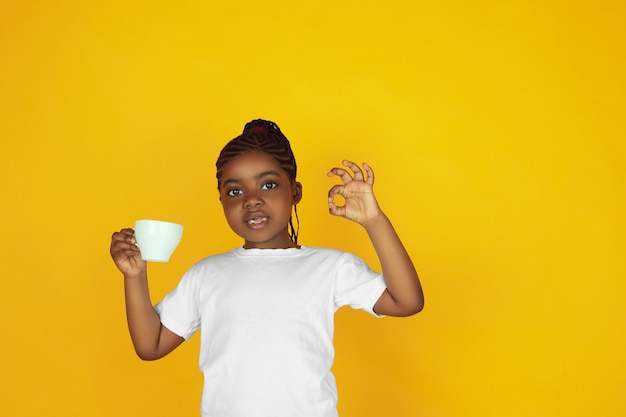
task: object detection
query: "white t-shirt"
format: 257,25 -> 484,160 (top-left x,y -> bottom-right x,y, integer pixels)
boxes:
154,246 -> 387,417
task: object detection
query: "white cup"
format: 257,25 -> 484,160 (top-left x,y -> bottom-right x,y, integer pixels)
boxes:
134,220 -> 183,262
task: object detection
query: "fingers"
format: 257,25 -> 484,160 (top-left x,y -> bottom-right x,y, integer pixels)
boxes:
327,184 -> 346,217
110,228 -> 146,277
326,166 -> 353,184
361,162 -> 375,185
111,228 -> 134,237
326,160 -> 377,223
110,228 -> 140,256
327,160 -> 374,185
341,160 -> 365,181
112,228 -> 136,242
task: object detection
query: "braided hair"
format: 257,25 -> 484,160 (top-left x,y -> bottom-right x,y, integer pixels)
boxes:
216,119 -> 300,243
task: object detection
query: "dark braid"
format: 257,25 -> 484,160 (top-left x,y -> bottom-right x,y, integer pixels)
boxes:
215,119 -> 300,244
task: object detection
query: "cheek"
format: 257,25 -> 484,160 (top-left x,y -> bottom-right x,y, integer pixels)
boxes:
221,202 -> 239,220
223,208 -> 244,232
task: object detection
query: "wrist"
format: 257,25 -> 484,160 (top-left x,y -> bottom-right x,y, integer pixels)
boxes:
361,211 -> 387,229
124,270 -> 147,281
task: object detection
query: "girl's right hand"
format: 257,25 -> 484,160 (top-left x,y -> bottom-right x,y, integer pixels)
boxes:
110,228 -> 146,277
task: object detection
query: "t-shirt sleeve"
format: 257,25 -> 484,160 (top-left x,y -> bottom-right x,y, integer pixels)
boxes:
333,252 -> 387,317
154,268 -> 202,340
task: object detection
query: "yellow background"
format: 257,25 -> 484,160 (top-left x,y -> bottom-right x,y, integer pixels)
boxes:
1,1 -> 625,416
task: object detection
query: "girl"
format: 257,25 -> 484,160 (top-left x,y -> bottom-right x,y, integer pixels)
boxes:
110,119 -> 424,417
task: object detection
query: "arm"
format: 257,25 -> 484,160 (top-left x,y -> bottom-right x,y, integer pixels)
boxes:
327,161 -> 424,317
110,228 -> 184,360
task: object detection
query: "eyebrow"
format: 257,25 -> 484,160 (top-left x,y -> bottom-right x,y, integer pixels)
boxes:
221,170 -> 282,187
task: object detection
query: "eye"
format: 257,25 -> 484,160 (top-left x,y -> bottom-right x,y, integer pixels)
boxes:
227,188 -> 243,197
261,182 -> 277,190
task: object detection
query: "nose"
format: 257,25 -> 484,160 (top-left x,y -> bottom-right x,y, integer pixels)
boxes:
243,193 -> 263,209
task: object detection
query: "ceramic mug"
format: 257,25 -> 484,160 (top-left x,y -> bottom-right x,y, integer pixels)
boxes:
134,219 -> 183,262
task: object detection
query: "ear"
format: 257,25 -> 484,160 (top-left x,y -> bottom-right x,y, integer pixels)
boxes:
292,181 -> 303,205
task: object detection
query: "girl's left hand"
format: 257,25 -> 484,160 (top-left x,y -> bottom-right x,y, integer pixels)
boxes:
327,160 -> 383,225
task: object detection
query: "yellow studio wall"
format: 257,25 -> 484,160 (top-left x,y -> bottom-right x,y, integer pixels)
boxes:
1,1 -> 625,416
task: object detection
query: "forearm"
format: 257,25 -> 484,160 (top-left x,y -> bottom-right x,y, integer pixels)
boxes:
124,273 -> 166,360
326,160 -> 423,315
363,213 -> 424,315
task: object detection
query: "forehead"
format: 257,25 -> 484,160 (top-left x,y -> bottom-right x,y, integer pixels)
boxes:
219,150 -> 288,182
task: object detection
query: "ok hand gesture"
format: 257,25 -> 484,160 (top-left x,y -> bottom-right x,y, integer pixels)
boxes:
327,160 -> 383,225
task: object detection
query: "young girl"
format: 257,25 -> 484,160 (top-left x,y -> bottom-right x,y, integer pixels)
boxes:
110,119 -> 424,417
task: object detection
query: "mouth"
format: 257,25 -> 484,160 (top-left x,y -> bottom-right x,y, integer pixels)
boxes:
247,216 -> 268,225
245,212 -> 269,228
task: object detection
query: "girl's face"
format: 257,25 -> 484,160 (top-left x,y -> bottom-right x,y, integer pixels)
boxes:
218,150 -> 302,249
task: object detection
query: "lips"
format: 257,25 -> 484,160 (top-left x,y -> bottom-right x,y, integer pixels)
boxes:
247,216 -> 268,225
245,212 -> 269,226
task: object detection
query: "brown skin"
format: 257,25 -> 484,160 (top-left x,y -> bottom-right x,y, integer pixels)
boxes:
110,153 -> 423,360
327,160 -> 424,316
218,151 -> 302,249
109,229 -> 184,360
